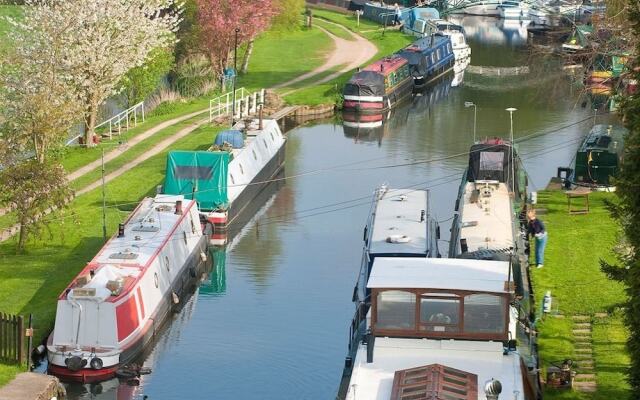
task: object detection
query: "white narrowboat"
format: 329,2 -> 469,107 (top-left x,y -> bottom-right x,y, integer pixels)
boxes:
47,195 -> 208,382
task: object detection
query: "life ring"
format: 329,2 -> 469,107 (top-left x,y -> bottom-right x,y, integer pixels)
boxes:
387,235 -> 411,243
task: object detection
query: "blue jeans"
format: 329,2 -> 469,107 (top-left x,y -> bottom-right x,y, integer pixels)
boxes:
535,233 -> 548,265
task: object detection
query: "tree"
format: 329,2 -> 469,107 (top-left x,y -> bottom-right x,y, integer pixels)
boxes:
600,1 -> 640,396
196,0 -> 277,75
271,0 -> 304,31
23,0 -> 182,146
121,48 -> 175,107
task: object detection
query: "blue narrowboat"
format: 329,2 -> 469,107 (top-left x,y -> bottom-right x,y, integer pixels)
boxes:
397,34 -> 455,89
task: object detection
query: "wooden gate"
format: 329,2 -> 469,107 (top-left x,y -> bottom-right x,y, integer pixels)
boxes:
0,312 -> 25,365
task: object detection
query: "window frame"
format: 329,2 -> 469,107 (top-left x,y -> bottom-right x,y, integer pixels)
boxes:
371,287 -> 509,341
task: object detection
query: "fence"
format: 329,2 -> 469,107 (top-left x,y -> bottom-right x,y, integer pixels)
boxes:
208,88 -> 266,123
0,313 -> 31,366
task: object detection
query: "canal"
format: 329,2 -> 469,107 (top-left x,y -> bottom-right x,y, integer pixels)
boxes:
65,16 -> 616,400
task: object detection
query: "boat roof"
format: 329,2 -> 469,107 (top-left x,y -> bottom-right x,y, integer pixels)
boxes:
363,55 -> 408,75
579,124 -> 626,154
458,181 -> 515,254
369,188 -> 430,256
61,194 -> 197,301
405,34 -> 450,53
346,338 -> 524,400
367,257 -> 510,293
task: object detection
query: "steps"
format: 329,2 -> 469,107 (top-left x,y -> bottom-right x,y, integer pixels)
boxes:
571,314 -> 597,392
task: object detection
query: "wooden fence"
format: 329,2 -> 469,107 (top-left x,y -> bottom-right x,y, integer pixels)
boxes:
0,313 -> 29,365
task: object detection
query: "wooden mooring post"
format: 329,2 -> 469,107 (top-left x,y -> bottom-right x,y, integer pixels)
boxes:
0,312 -> 27,365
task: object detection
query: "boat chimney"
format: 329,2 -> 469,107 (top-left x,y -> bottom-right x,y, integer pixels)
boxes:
484,378 -> 502,400
175,200 -> 183,215
365,330 -> 375,363
117,223 -> 125,238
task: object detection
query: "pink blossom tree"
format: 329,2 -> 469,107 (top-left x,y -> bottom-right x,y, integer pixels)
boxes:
196,0 -> 278,75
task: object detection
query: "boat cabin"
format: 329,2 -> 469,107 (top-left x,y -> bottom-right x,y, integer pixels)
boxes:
574,124 -> 626,186
399,35 -> 454,87
368,258 -> 511,341
340,258 -> 534,400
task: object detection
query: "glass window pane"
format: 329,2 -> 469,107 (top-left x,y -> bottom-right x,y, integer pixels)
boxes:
376,291 -> 416,330
420,297 -> 460,332
480,152 -> 504,171
463,294 -> 506,334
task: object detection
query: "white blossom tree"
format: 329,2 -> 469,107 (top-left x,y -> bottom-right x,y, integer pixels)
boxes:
30,0 -> 183,146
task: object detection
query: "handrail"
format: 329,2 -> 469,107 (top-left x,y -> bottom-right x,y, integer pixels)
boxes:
94,101 -> 145,140
208,88 -> 266,123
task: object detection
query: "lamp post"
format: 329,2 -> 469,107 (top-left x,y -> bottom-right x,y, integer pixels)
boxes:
231,27 -> 240,127
506,107 -> 517,189
464,101 -> 477,143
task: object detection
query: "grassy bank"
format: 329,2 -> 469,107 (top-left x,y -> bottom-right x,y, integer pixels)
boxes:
283,7 -> 414,105
532,190 -> 631,399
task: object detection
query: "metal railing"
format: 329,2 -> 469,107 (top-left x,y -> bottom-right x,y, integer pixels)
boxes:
94,101 -> 145,140
208,88 -> 266,123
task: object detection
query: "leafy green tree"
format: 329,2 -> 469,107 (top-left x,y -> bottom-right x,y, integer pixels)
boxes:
175,0 -> 202,63
121,48 -> 174,106
601,1 -> 640,396
272,0 -> 304,31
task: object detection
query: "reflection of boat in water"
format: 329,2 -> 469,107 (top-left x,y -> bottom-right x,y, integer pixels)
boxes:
449,15 -> 530,46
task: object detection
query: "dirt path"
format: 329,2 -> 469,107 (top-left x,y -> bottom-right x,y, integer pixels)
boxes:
273,21 -> 377,92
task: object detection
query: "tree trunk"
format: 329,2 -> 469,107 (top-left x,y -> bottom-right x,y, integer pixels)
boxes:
17,220 -> 27,253
241,40 -> 254,74
84,103 -> 98,148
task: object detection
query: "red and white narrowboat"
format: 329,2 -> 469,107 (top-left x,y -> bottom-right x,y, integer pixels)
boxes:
47,194 -> 208,382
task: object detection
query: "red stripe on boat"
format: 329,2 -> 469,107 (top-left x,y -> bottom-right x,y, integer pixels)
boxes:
343,101 -> 384,110
116,296 -> 139,342
48,364 -> 119,383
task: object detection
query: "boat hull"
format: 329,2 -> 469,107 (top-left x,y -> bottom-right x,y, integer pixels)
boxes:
47,234 -> 209,383
207,144 -> 286,239
343,78 -> 414,114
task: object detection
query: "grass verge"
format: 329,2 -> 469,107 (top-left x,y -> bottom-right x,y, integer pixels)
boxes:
531,190 -> 630,399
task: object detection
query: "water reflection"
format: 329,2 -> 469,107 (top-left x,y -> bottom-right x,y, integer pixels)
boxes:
449,15 -> 531,47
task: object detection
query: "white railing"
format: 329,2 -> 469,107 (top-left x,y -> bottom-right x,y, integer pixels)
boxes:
209,88 -> 266,123
94,101 -> 145,139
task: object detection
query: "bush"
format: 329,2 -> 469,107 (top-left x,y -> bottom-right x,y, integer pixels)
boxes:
172,54 -> 217,97
272,0 -> 305,31
121,48 -> 174,106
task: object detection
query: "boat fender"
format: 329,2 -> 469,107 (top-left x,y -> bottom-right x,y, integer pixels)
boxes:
386,234 -> 411,243
116,369 -> 137,379
200,251 -> 207,262
56,382 -> 67,398
172,291 -> 180,305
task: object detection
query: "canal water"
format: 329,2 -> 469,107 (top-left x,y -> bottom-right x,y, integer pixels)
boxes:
64,16 -> 617,400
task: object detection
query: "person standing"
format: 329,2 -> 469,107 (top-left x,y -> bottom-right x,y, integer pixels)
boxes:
394,3 -> 402,26
527,209 -> 547,268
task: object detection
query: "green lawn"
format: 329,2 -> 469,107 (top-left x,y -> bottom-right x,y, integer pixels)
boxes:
238,25 -> 334,90
532,190 -> 631,399
0,121 -> 221,386
313,18 -> 355,41
0,5 -> 22,53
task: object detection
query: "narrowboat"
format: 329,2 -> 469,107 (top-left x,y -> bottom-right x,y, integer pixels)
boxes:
343,55 -> 413,113
448,138 -> 542,398
338,257 -> 538,400
47,195 -> 208,382
562,24 -> 592,54
163,118 -> 286,244
397,34 -> 455,89
573,124 -> 626,187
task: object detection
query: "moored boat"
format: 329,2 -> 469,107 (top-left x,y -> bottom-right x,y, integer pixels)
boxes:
163,118 -> 286,243
398,34 -> 455,89
47,195 -> 208,382
343,55 -> 413,113
573,124 -> 626,187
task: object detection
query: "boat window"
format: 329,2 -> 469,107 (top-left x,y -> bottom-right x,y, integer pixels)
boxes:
270,131 -> 275,141
263,139 -> 268,149
183,231 -> 188,245
431,53 -> 435,64
376,290 -> 416,330
230,174 -> 235,185
420,296 -> 460,333
480,152 -> 504,171
252,149 -> 258,160
437,48 -> 441,60
164,255 -> 170,271
239,163 -> 244,174
448,43 -> 452,52
463,294 -> 506,334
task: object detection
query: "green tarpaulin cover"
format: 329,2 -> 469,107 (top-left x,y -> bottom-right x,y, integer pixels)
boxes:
164,151 -> 230,211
